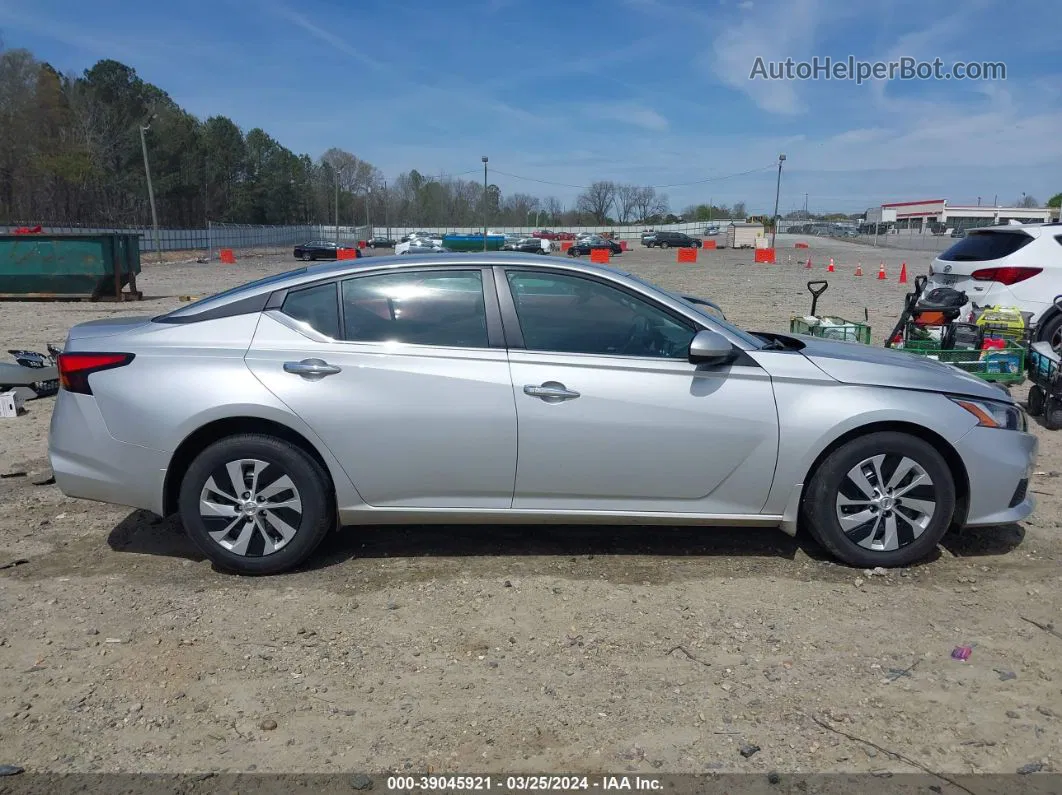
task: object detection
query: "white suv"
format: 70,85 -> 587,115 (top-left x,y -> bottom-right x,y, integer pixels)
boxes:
926,221 -> 1062,350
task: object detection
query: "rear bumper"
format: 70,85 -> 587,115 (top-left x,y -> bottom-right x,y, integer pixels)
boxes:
48,391 -> 168,515
954,425 -> 1038,526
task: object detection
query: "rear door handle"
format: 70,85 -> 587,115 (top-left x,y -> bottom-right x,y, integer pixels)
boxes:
284,358 -> 342,379
523,382 -> 580,402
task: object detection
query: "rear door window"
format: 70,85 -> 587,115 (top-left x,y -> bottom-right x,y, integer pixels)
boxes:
939,231 -> 1033,262
281,282 -> 341,339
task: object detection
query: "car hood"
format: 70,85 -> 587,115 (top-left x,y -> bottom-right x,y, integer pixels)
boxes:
795,336 -> 1012,402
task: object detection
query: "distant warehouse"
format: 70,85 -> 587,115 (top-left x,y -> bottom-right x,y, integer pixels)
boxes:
863,199 -> 1055,235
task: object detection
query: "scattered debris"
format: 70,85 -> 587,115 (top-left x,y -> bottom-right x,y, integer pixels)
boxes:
0,559 -> 28,571
767,771 -> 780,785
1021,616 -> 1062,641
32,474 -> 55,486
994,669 -> 1017,681
666,645 -> 711,668
350,774 -> 374,790
738,744 -> 760,758
0,765 -> 24,777
1017,762 -> 1044,775
0,471 -> 26,479
807,714 -> 977,795
259,718 -> 278,731
886,659 -> 920,682
951,646 -> 973,661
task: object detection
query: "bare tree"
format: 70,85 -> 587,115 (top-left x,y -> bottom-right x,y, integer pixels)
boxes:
1016,194 -> 1040,208
576,180 -> 616,223
632,186 -> 657,224
615,184 -> 640,224
543,196 -> 563,223
731,200 -> 747,219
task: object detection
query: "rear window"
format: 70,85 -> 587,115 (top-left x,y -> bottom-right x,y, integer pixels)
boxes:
156,267 -> 308,319
939,231 -> 1032,262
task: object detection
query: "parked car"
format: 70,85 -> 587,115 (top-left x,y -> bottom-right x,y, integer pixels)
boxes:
704,225 -> 721,236
555,232 -> 576,241
532,230 -> 559,240
646,232 -> 701,249
395,238 -> 449,256
567,236 -> 623,256
950,228 -> 966,238
504,237 -> 550,254
367,236 -> 396,249
641,232 -> 658,246
49,252 -> 1036,575
293,241 -> 360,261
926,222 -> 1062,351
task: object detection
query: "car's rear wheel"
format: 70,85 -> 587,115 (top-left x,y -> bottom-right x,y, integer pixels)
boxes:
178,434 -> 335,575
1037,313 -> 1062,354
802,432 -> 955,568
660,241 -> 670,249
1028,385 -> 1045,416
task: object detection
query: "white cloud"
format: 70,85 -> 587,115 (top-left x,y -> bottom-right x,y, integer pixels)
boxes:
707,0 -> 824,115
582,103 -> 670,131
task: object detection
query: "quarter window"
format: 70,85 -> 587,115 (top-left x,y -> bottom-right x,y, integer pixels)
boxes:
505,271 -> 695,358
340,270 -> 489,348
281,282 -> 341,338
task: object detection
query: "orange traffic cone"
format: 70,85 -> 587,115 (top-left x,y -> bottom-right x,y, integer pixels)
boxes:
805,257 -> 813,270
899,262 -> 908,284
854,262 -> 863,276
877,262 -> 887,280
827,258 -> 835,273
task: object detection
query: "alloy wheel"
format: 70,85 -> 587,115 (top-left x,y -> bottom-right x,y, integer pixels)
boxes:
199,458 -> 303,557
834,454 -> 936,552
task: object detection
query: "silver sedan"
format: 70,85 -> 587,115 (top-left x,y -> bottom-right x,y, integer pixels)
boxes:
49,253 -> 1037,574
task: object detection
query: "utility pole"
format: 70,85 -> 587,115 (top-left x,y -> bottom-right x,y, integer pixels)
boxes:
804,192 -> 808,215
383,178 -> 389,239
482,156 -> 489,251
364,190 -> 371,238
138,115 -> 162,262
770,153 -> 786,250
334,167 -> 340,244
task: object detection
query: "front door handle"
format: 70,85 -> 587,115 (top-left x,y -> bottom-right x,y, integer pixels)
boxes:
523,382 -> 580,402
284,358 -> 342,380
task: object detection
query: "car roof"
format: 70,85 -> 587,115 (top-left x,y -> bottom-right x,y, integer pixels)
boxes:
161,253 -> 618,320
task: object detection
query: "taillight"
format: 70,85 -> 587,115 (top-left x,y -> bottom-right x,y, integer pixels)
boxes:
57,352 -> 135,395
970,266 -> 1043,285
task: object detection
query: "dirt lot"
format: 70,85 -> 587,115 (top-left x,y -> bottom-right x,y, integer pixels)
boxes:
1,235 -> 1060,776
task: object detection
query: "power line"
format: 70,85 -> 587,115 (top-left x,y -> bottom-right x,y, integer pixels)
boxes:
488,163 -> 778,191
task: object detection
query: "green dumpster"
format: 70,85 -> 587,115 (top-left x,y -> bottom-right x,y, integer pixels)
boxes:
0,233 -> 143,300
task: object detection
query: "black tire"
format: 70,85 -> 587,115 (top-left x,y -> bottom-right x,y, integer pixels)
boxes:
1037,313 -> 1062,354
1045,398 -> 1062,431
1028,385 -> 1045,416
660,241 -> 670,249
178,434 -> 335,575
801,431 -> 956,568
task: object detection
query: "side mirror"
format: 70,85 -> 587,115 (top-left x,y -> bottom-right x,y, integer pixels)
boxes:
688,329 -> 735,366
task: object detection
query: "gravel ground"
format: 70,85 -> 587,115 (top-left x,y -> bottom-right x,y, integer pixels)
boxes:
0,234 -> 1060,776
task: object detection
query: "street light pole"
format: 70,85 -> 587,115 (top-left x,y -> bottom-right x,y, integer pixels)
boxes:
334,168 -> 340,244
770,153 -> 786,250
138,117 -> 162,262
383,178 -> 389,239
482,156 -> 489,252
364,190 -> 371,238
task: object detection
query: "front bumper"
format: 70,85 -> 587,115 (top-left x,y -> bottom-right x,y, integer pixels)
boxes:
954,424 -> 1038,526
48,391 -> 169,516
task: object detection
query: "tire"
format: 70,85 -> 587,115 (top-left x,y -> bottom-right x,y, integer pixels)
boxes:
1028,385 -> 1045,416
1037,313 -> 1062,354
178,434 -> 335,575
660,241 -> 670,249
801,431 -> 956,568
1045,398 -> 1062,431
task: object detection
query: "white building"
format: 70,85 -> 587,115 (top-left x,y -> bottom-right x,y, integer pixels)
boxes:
865,199 -> 1054,233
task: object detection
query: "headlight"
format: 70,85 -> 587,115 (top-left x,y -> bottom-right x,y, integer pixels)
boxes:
950,396 -> 1026,431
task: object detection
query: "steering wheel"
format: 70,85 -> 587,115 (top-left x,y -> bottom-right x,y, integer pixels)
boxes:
620,316 -> 654,355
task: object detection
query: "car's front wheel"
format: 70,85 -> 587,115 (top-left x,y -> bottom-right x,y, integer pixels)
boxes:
178,434 -> 335,575
801,431 -> 955,568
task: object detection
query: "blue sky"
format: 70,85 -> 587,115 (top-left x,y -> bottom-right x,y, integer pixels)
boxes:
1,0 -> 1060,213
